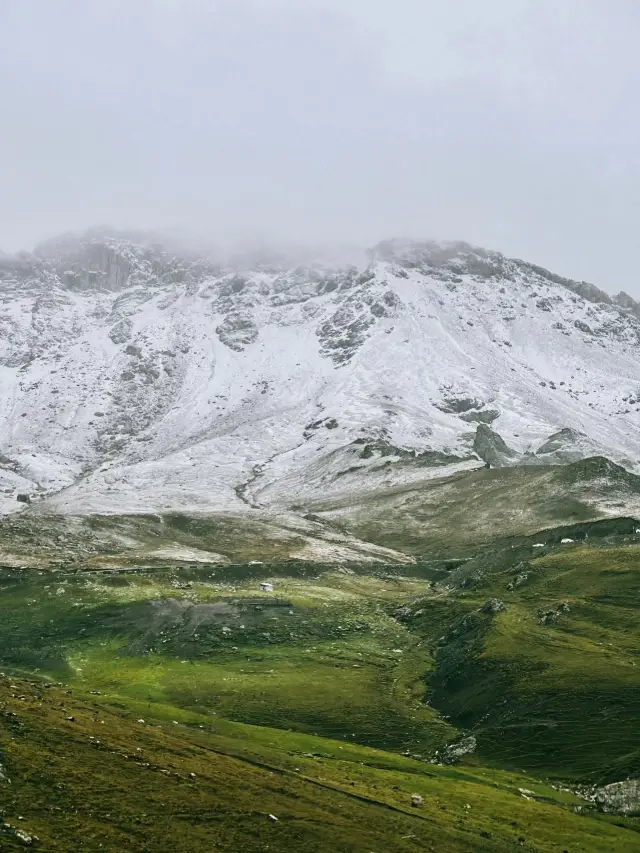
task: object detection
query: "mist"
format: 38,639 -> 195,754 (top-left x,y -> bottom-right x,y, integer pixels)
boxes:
1,0 -> 640,293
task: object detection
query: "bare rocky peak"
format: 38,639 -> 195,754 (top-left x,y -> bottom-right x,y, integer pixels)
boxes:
2,231 -> 639,376
2,228 -> 640,368
370,238 -> 640,316
0,229 -> 218,294
1,228 -> 638,319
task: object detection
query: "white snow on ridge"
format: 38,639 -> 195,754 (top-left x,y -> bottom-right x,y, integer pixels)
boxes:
0,234 -> 639,516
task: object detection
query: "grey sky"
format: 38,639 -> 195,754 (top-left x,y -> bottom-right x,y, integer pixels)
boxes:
1,0 -> 639,292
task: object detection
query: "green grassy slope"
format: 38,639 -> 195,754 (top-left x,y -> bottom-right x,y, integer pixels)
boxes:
1,676 -> 638,853
405,541 -> 640,783
0,566 -> 453,754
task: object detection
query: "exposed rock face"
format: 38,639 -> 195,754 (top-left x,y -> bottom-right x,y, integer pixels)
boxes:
460,409 -> 500,424
595,780 -> 640,815
436,396 -> 484,414
473,425 -> 518,468
29,229 -> 220,292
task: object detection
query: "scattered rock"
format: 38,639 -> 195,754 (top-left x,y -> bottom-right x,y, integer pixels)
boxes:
393,605 -> 412,620
507,571 -> 530,591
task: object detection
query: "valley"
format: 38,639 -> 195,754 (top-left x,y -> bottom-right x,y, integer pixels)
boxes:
1,233 -> 639,850
1,507 -> 639,850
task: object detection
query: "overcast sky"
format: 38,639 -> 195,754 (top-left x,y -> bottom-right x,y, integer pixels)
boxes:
1,0 -> 640,292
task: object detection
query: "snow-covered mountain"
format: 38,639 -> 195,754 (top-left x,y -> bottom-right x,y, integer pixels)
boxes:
1,230 -> 639,517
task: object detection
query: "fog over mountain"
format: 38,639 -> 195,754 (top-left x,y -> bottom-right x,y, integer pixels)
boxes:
2,0 -> 640,293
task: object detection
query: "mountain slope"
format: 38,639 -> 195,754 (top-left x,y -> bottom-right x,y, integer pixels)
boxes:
307,458 -> 640,557
1,232 -> 639,517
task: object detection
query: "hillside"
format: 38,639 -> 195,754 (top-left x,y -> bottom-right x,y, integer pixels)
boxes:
1,521 -> 640,851
1,231 -> 640,518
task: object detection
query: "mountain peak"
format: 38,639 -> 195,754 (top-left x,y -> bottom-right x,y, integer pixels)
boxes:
0,231 -> 639,516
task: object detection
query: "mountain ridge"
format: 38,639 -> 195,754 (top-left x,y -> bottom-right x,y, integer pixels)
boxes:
1,230 -> 639,517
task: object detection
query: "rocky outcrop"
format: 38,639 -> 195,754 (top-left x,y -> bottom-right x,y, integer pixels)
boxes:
538,602 -> 570,625
473,425 -> 518,467
441,736 -> 477,764
537,428 -> 584,455
436,396 -> 484,414
460,409 -> 500,424
481,598 -> 506,615
595,779 -> 640,815
216,312 -> 259,351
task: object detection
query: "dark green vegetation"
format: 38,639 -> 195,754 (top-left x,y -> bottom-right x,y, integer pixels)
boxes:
1,462 -> 640,850
412,536 -> 640,783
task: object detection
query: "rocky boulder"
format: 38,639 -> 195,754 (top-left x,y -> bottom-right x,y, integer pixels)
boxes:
473,424 -> 518,468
